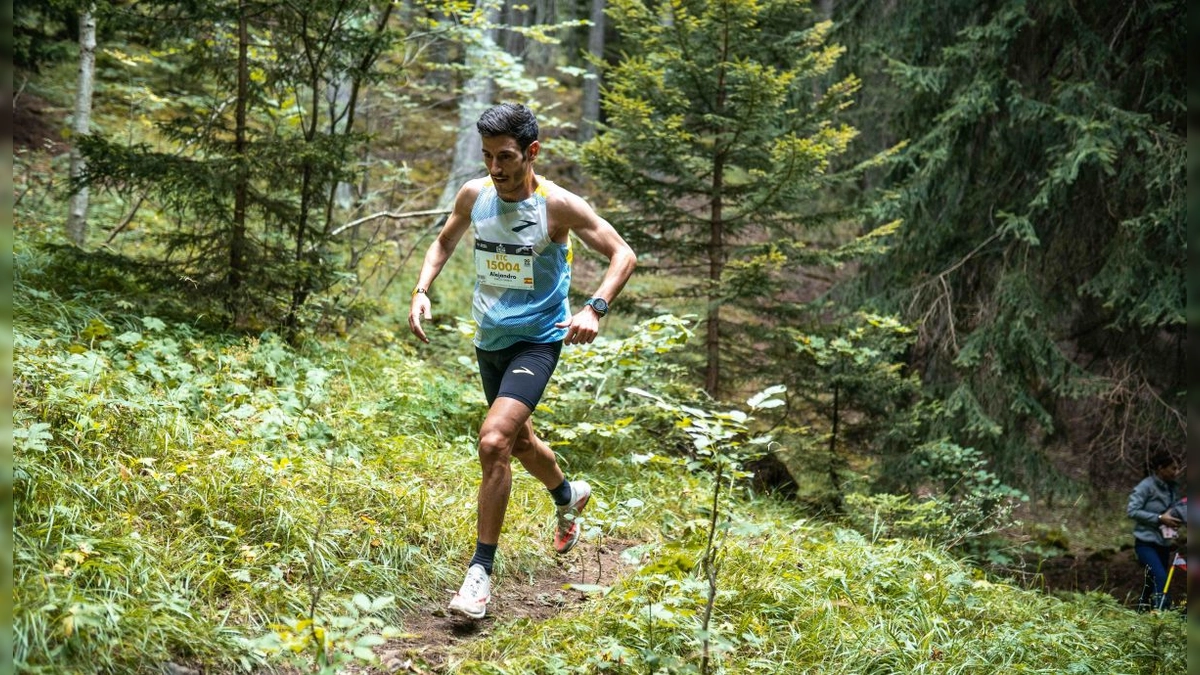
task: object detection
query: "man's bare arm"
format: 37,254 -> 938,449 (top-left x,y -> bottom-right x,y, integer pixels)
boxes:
409,182 -> 479,343
552,192 -> 637,344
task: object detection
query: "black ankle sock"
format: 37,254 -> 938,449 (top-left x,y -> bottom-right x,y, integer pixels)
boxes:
469,541 -> 497,576
550,478 -> 572,506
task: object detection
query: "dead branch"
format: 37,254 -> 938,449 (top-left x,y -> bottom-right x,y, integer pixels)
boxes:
103,193 -> 148,245
330,208 -> 452,238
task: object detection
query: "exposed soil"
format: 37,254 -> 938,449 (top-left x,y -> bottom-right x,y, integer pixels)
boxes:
345,539 -> 638,674
994,544 -> 1188,610
14,89 -> 67,154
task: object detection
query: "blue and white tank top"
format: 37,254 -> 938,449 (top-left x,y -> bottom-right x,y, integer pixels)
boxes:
470,178 -> 572,350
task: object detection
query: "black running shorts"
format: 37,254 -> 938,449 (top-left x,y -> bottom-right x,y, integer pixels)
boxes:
476,340 -> 563,410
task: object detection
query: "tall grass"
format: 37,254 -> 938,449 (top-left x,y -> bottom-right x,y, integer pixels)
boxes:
456,506 -> 1185,674
13,245 -> 493,672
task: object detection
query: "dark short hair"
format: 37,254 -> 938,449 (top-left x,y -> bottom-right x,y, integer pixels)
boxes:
476,103 -> 539,152
1147,451 -> 1177,473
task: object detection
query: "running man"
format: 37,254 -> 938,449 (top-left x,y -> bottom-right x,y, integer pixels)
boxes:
408,103 -> 637,619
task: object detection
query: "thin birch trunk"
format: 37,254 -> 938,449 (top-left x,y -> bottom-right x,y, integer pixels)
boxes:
66,6 -> 97,246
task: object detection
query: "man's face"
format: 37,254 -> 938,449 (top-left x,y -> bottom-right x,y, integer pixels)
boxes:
481,135 -> 538,199
1158,462 -> 1181,482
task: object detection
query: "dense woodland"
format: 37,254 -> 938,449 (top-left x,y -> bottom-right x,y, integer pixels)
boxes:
12,1 -> 1186,673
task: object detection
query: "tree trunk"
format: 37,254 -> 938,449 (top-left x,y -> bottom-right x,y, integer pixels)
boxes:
438,2 -> 503,209
828,377 -> 843,510
229,0 -> 250,309
524,0 -> 558,70
578,0 -> 605,142
706,166 -> 724,398
705,20 -> 730,398
326,4 -> 395,268
66,6 -> 96,246
503,0 -> 529,59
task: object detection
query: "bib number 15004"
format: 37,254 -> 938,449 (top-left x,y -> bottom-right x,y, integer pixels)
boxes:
485,259 -> 523,272
475,241 -> 534,290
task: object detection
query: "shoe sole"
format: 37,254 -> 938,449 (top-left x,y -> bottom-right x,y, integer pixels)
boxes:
448,599 -> 487,620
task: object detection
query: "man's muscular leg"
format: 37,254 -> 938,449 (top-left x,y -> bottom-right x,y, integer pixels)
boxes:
476,397 -> 530,545
477,397 -> 566,544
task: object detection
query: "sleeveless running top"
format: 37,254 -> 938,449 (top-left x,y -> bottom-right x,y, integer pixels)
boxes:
470,177 -> 572,350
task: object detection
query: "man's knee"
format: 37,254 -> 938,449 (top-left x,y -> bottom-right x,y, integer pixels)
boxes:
478,427 -> 514,462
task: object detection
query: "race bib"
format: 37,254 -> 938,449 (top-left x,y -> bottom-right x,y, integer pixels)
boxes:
474,240 -> 534,290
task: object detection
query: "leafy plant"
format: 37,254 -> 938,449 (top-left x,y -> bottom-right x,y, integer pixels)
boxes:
251,593 -> 403,674
628,384 -> 785,674
542,313 -> 696,457
787,311 -> 922,511
840,434 -> 1028,554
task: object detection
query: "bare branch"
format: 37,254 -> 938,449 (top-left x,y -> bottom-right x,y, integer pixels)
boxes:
14,75 -> 28,109
103,192 -> 149,245
329,209 -> 452,238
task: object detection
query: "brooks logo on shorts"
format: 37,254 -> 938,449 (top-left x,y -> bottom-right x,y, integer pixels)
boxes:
512,367 -> 535,376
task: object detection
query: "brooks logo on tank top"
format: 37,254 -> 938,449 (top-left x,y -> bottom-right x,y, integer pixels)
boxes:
471,177 -> 572,350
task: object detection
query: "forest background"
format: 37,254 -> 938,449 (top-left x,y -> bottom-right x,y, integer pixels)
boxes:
10,0 -> 1188,673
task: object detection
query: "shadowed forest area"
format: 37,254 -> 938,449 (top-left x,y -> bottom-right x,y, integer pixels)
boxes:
12,1 -> 1187,673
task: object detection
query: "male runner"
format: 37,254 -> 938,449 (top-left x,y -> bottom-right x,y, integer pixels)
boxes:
408,103 -> 636,619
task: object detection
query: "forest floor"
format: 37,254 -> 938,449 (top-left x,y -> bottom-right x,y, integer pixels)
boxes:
1005,544 -> 1184,610
343,542 -> 1173,674
14,91 -> 67,154
346,540 -> 636,674
1010,547 -> 1140,602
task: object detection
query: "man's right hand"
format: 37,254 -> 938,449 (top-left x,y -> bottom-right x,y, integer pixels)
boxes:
1160,512 -> 1183,528
409,293 -> 432,343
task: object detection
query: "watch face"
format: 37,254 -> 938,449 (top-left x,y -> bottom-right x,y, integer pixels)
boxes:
589,298 -> 609,315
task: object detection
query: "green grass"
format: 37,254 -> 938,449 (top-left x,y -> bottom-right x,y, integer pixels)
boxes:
13,244 -> 487,672
12,243 -> 1185,674
457,513 -> 1184,673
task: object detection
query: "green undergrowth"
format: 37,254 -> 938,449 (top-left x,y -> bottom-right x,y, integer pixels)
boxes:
457,513 -> 1185,673
14,246 -> 486,672
13,244 -> 1184,674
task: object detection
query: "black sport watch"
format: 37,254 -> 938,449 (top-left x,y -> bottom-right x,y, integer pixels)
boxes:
584,297 -> 609,317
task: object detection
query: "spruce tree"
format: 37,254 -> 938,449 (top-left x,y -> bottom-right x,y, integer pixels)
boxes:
834,0 -> 1185,498
582,0 -> 862,397
78,0 -> 398,331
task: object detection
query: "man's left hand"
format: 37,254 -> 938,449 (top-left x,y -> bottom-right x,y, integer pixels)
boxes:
556,307 -> 601,345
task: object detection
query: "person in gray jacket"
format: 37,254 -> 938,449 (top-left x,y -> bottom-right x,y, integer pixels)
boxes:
1126,452 -> 1182,610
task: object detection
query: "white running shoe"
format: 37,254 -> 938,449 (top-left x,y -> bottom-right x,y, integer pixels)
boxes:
554,480 -> 591,554
448,564 -> 491,619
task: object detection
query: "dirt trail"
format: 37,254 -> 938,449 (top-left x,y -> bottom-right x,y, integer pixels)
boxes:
349,540 -> 637,674
1000,545 -> 1183,608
